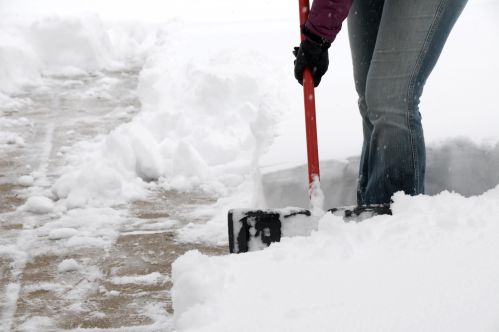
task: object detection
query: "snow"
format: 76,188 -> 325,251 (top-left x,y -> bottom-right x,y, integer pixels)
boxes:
0,14 -> 154,96
0,24 -> 41,95
172,187 -> 499,331
42,21 -> 286,217
262,139 -> 499,210
22,196 -> 55,214
17,316 -> 55,332
52,161 -> 130,209
28,15 -> 119,75
57,259 -> 81,273
0,132 -> 25,146
42,208 -> 125,249
110,272 -> 168,286
18,175 -> 34,187
309,175 -> 325,216
47,228 -> 79,240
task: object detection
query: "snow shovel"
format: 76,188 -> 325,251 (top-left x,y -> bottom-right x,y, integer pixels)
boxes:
227,0 -> 391,253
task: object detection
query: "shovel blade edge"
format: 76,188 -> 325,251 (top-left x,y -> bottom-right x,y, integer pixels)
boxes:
228,204 -> 391,253
228,208 -> 312,253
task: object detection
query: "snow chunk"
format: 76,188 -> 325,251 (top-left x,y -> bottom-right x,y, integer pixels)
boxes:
48,228 -> 79,240
52,161 -> 128,209
110,272 -> 168,286
39,207 -> 125,250
57,259 -> 81,273
18,175 -> 34,187
23,196 -> 54,214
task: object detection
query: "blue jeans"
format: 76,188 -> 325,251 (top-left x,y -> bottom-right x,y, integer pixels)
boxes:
348,0 -> 467,205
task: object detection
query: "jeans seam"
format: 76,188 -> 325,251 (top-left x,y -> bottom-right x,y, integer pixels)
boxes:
406,0 -> 447,194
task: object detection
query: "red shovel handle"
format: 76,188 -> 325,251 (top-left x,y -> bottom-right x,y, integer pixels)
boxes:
298,0 -> 320,187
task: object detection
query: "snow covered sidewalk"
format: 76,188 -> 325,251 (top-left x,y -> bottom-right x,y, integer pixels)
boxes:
172,188 -> 499,332
0,68 -> 227,331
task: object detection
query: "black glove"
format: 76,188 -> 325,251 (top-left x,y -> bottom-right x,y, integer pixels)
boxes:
293,26 -> 331,87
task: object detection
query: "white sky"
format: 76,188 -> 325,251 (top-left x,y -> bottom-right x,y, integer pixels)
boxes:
0,0 -> 295,22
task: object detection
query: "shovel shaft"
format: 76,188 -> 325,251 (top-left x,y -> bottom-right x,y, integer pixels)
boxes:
303,72 -> 320,186
298,0 -> 320,187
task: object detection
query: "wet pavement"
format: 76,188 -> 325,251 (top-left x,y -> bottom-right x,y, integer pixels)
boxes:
0,70 -> 226,331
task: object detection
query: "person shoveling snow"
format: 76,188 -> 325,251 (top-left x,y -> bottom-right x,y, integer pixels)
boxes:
229,0 -> 468,252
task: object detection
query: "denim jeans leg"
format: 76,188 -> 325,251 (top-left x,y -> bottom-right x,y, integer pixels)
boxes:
347,0 -> 385,205
348,0 -> 467,205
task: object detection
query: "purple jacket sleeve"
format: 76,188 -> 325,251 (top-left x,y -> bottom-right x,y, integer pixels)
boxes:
305,0 -> 353,43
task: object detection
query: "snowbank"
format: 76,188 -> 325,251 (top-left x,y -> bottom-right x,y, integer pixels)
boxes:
51,21 -> 287,212
263,139 -> 499,209
135,42 -> 282,193
172,187 -> 499,331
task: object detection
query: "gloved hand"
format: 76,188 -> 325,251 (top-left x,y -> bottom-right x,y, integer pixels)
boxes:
293,27 -> 330,87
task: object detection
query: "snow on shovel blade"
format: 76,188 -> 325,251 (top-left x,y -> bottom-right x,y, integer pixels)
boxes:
228,208 -> 317,253
228,205 -> 391,253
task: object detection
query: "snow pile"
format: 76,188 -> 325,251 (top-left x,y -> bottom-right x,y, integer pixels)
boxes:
135,42 -> 282,192
52,153 -> 145,209
172,187 -> 499,331
52,22 -> 287,213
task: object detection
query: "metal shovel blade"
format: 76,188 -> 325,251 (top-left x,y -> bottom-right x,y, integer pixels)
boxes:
228,205 -> 391,253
